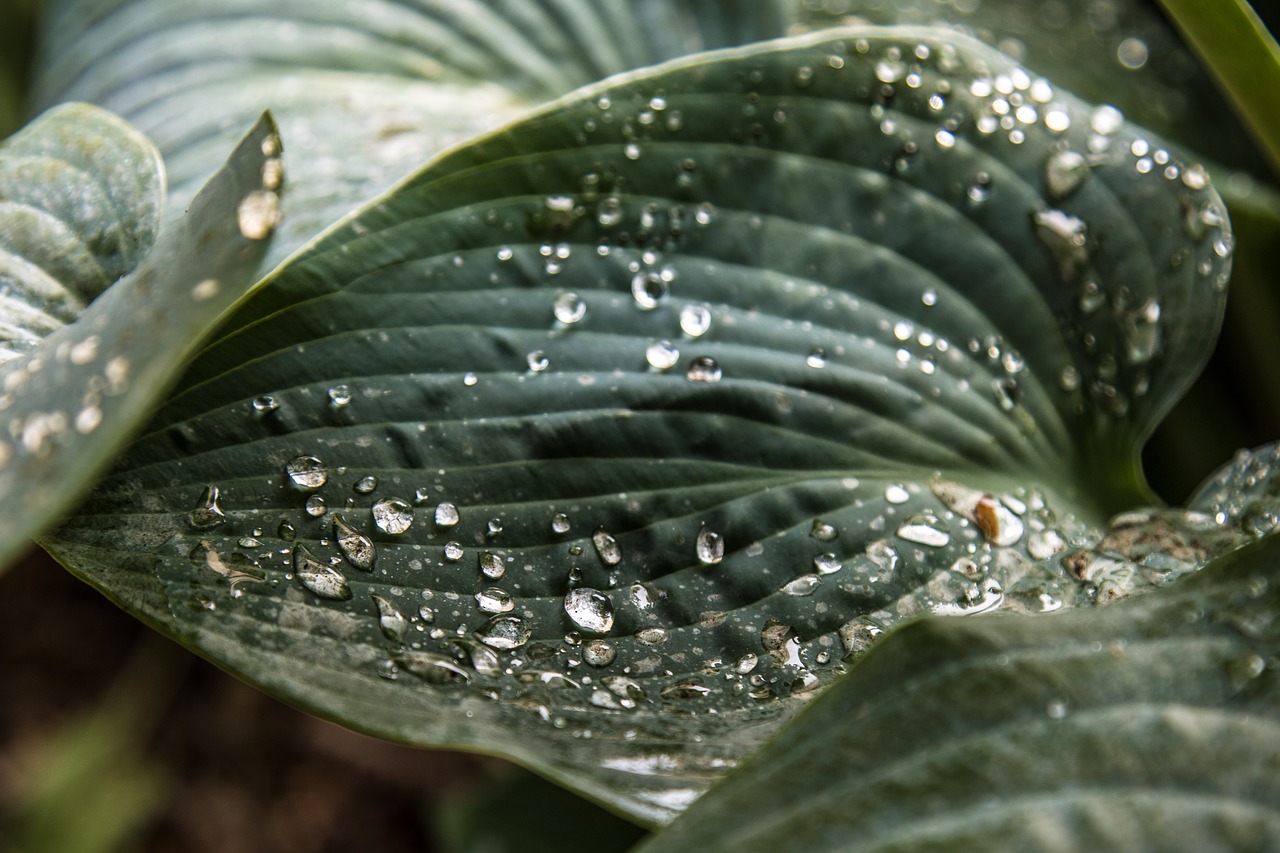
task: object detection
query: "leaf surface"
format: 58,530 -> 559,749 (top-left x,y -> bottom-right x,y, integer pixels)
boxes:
640,533 -> 1280,852
43,27 -> 1231,821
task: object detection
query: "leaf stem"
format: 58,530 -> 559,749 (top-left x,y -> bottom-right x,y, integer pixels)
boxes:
1157,0 -> 1280,179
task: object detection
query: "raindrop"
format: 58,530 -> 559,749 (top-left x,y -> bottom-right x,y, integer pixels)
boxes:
526,351 -> 550,373
592,530 -> 623,566
875,57 -> 906,83
631,271 -> 668,309
551,512 -> 572,534
237,189 -> 280,240
354,475 -> 378,494
596,197 -> 624,227
554,292 -> 587,325
813,552 -> 842,574
479,615 -> 531,650
328,385 -> 352,408
646,340 -> 680,370
782,574 -> 821,596
286,455 -> 328,490
372,498 -> 414,534
736,653 -> 758,674
1027,529 -> 1068,560
884,484 -> 910,505
1045,149 -> 1090,200
277,521 -> 296,541
636,626 -> 667,646
810,520 -> 838,542
1116,37 -> 1149,69
332,513 -> 376,571
896,513 -> 951,547
444,541 -> 464,561
305,495 -> 327,517
686,356 -> 722,383
564,588 -> 615,634
476,587 -> 514,613
838,618 -> 882,658
584,639 -> 616,667
1090,105 -> 1125,135
434,501 -> 460,527
680,304 -> 712,337
480,551 -> 505,579
294,546 -> 352,600
188,485 -> 227,530
372,594 -> 408,640
252,395 -> 279,415
696,526 -> 725,565
806,348 -> 827,369
1033,209 -> 1089,281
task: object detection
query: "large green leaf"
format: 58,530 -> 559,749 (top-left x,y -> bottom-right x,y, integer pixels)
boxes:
0,114 -> 281,570
42,25 -> 1233,822
0,102 -> 163,362
32,0 -> 800,267
640,531 -> 1280,852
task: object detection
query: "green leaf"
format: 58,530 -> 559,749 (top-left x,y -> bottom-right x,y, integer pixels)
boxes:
0,103 -> 164,360
31,0 -> 800,268
43,25 -> 1232,822
0,114 -> 281,571
639,532 -> 1280,853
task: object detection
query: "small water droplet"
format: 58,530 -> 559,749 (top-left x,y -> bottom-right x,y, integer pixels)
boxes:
810,520 -> 838,542
479,615 -> 531,650
631,271 -> 668,309
476,587 -> 514,614
838,618 -> 883,658
354,475 -> 378,494
305,495 -> 327,517
277,521 -> 296,541
443,541 -> 464,561
686,356 -> 722,383
884,484 -> 910,505
294,546 -> 352,600
372,594 -> 408,640
434,501 -> 460,527
189,485 -> 227,529
479,551 -> 505,579
696,526 -> 725,565
526,350 -> 550,373
554,292 -> 587,325
680,304 -> 712,337
286,455 -> 328,490
782,574 -> 821,596
328,384 -> 352,408
1033,209 -> 1089,282
372,498 -> 414,534
806,348 -> 827,369
1116,37 -> 1149,69
636,626 -> 667,646
1090,105 -> 1124,135
564,588 -> 614,634
551,512 -> 571,534
237,189 -> 280,240
646,340 -> 680,370
592,530 -> 623,565
333,513 -> 376,570
1045,149 -> 1090,200
584,639 -> 616,667
813,552 -> 842,574
252,395 -> 279,415
1046,698 -> 1068,719
896,513 -> 951,547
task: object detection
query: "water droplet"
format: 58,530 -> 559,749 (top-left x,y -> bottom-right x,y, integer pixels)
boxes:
252,395 -> 279,415
354,475 -> 378,494
1090,105 -> 1124,135
696,526 -> 725,565
564,588 -> 614,634
1045,149 -> 1089,200
237,189 -> 280,240
896,513 -> 951,547
286,455 -> 328,490
975,496 -> 1025,546
277,521 -> 296,541
646,340 -> 680,370
333,513 -> 376,571
813,552 -> 842,574
554,292 -> 587,325
592,530 -> 623,566
1027,529 -> 1067,560
1116,37 -> 1149,69
582,639 -> 616,667
782,574 -> 820,596
305,495 -> 327,517
294,546 -> 352,600
875,57 -> 906,83
434,501 -> 460,527
1033,209 -> 1089,281
810,520 -> 838,542
476,587 -> 514,613
596,197 -> 624,227
398,650 -> 470,683
551,512 -> 572,534
526,350 -> 550,373
680,304 -> 712,337
686,356 -> 722,383
328,384 -> 352,408
636,626 -> 667,646
736,653 -> 758,674
1046,698 -> 1068,719
479,615 -> 531,650
188,485 -> 227,529
372,498 -> 414,534
372,594 -> 408,640
487,518 -> 504,538
444,541 -> 464,561
1226,653 -> 1266,688
480,551 -> 505,579
631,271 -> 668,309
838,618 -> 883,658
884,484 -> 910,505
806,348 -> 827,369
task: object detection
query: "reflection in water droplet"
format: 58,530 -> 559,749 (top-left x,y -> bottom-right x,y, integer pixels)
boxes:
554,292 -> 586,325
646,340 -> 680,370
480,551 -> 505,579
434,501 -> 460,527
443,541 -> 464,561
680,304 -> 712,337
564,588 -> 614,634
328,385 -> 352,408
305,495 -> 327,517
333,513 -> 376,571
294,546 -> 352,600
686,356 -> 722,383
696,526 -> 724,565
479,615 -> 531,650
551,512 -> 571,534
897,513 -> 951,547
631,271 -> 668,309
813,552 -> 842,574
277,521 -> 296,541
526,351 -> 550,373
372,498 -> 414,534
252,395 -> 279,415
189,485 -> 227,529
372,594 -> 408,640
286,455 -> 328,490
476,587 -> 514,614
592,530 -> 623,566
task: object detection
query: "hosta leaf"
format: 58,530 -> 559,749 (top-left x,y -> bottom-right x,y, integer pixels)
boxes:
43,26 -> 1230,822
640,533 -> 1280,853
33,0 -> 800,266
0,114 -> 281,571
0,102 -> 163,361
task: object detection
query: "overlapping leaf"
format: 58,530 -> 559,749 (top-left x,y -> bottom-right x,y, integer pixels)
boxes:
41,25 -> 1233,822
642,533 -> 1280,852
0,114 -> 281,570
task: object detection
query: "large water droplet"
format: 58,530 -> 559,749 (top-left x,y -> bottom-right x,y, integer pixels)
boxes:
564,588 -> 615,634
696,526 -> 724,565
554,292 -> 587,325
631,271 -> 668,309
434,501 -> 460,527
583,639 -> 616,667
443,541 -> 464,561
286,455 -> 328,490
479,551 -> 505,579
479,615 -> 531,650
332,513 -> 376,571
372,497 -> 414,534
188,485 -> 227,530
896,512 -> 951,547
476,587 -> 514,614
646,340 -> 680,370
592,530 -> 623,566
294,546 -> 352,600
1090,105 -> 1125,135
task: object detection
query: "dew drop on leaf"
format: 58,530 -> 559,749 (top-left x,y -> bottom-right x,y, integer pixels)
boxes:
646,340 -> 680,370
896,513 -> 951,547
304,495 -> 327,517
354,475 -> 378,494
680,304 -> 712,337
479,615 -> 531,650
686,356 -> 722,383
188,485 -> 226,530
884,484 -> 910,505
592,530 -> 623,566
332,513 -> 376,571
782,574 -> 821,596
564,588 -> 615,634
583,639 -> 616,667
251,395 -> 279,415
631,271 -> 668,309
372,594 -> 408,640
293,546 -> 352,600
286,455 -> 328,490
479,551 -> 505,579
813,552 -> 842,574
434,501 -> 460,527
372,498 -> 414,534
554,292 -> 586,325
551,512 -> 571,534
1044,149 -> 1089,200
810,519 -> 838,542
443,541 -> 464,561
476,587 -> 514,614
328,384 -> 352,408
696,526 -> 725,565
